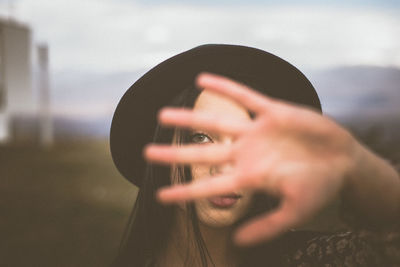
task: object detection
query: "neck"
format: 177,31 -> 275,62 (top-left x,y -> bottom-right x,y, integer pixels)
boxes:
158,209 -> 237,267
198,221 -> 237,266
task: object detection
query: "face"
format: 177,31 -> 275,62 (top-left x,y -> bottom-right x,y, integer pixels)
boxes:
188,90 -> 254,228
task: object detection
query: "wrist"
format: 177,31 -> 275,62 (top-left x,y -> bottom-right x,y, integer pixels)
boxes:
340,136 -> 400,229
340,132 -> 366,194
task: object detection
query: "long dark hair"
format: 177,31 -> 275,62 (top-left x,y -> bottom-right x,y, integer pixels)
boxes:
111,85 -> 279,267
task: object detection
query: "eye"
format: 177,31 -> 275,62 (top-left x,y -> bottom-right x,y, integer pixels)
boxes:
190,132 -> 213,144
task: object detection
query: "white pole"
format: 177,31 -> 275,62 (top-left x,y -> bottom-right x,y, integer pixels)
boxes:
37,44 -> 53,146
0,24 -> 9,143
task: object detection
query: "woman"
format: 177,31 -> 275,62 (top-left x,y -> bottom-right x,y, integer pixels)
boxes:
110,44 -> 399,266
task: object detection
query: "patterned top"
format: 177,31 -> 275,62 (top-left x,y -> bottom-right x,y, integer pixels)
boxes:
284,230 -> 400,267
144,229 -> 400,266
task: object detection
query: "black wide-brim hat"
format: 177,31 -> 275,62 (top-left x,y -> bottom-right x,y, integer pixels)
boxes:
110,44 -> 321,186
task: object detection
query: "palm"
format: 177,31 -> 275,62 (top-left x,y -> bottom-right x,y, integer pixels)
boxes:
145,73 -> 357,245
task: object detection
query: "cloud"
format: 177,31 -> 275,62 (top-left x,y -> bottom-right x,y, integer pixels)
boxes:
7,0 -> 399,127
14,0 -> 400,73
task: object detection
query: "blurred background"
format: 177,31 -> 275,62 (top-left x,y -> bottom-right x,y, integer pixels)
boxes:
0,0 -> 399,266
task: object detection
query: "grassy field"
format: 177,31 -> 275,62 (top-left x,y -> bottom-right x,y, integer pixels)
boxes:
0,139 -> 137,267
0,126 -> 398,267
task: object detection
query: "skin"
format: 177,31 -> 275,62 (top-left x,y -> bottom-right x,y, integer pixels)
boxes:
190,90 -> 254,228
145,72 -> 400,247
158,92 -> 253,266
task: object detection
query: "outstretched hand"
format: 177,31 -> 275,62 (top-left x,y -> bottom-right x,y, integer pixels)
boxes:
144,72 -> 364,245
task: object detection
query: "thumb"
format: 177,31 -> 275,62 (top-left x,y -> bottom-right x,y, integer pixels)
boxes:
234,201 -> 301,246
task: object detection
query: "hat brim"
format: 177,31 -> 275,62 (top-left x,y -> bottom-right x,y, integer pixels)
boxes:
110,44 -> 321,186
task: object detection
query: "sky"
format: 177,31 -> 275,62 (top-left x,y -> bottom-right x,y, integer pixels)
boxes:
0,0 -> 399,130
1,0 -> 398,73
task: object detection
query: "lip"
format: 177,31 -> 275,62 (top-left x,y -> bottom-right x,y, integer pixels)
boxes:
208,194 -> 242,209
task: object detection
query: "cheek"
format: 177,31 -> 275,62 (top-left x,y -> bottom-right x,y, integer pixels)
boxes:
191,164 -> 210,181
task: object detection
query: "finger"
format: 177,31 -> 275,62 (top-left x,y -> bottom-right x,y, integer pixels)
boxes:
196,72 -> 275,115
159,108 -> 250,137
144,143 -> 232,164
157,173 -> 243,202
233,200 -> 301,246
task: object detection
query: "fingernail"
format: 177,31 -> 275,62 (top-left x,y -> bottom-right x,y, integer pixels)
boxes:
143,145 -> 155,158
158,108 -> 169,121
156,190 -> 165,202
157,188 -> 175,203
234,230 -> 255,247
196,72 -> 213,83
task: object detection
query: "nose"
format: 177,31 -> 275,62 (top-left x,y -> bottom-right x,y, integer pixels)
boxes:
209,163 -> 233,176
209,136 -> 234,176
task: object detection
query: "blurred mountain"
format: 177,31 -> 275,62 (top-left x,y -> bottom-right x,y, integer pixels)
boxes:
53,69 -> 144,112
50,65 -> 400,139
308,65 -> 400,133
309,66 -> 400,114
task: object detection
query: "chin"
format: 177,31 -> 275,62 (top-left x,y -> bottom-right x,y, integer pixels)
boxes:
199,216 -> 237,228
195,201 -> 247,228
